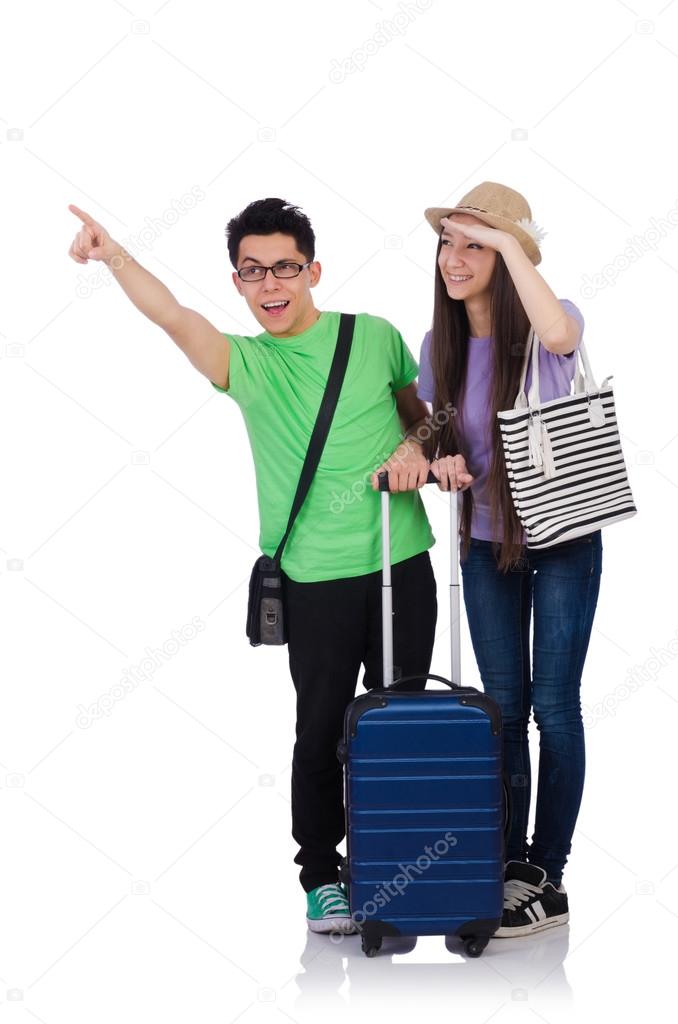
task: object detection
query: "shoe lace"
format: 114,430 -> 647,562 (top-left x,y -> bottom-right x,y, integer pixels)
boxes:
504,877 -> 543,911
315,884 -> 349,914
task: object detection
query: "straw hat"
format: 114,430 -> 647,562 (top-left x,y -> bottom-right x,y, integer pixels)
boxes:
424,181 -> 546,265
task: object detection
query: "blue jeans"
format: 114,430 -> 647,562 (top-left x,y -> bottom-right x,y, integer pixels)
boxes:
460,531 -> 603,885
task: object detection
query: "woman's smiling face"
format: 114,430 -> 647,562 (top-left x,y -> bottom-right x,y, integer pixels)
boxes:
437,213 -> 497,301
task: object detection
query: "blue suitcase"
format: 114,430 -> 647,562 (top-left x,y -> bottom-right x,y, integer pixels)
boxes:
337,473 -> 509,957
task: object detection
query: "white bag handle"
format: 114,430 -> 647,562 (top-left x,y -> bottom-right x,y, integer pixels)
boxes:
514,325 -> 600,411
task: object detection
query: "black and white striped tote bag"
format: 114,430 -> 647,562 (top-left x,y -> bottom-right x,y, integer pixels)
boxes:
497,327 -> 637,549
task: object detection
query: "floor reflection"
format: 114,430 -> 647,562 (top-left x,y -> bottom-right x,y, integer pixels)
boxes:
292,924 -> 573,1012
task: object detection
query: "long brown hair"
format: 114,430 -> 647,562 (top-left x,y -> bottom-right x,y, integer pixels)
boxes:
424,235 -> 531,572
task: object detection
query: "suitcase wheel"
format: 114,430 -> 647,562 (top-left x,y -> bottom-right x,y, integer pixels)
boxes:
361,935 -> 382,958
464,937 -> 488,958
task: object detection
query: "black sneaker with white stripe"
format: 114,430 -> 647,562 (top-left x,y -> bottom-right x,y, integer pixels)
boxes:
493,861 -> 569,938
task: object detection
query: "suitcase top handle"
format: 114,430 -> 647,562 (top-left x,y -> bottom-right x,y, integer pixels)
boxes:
387,673 -> 461,691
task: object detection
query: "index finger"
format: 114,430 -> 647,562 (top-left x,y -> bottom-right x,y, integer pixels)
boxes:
68,203 -> 96,227
441,216 -> 468,233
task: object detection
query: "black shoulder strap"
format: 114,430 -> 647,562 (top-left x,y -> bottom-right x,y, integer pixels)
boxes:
273,312 -> 356,566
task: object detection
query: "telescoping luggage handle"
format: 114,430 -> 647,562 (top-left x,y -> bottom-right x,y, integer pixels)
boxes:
373,471 -> 513,849
377,470 -> 462,690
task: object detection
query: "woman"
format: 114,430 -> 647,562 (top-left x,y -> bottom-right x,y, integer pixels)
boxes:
401,181 -> 602,937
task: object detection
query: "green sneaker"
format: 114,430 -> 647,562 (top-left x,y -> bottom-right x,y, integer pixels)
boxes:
306,883 -> 357,934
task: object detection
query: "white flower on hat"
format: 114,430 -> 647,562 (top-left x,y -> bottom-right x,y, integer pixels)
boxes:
515,217 -> 547,246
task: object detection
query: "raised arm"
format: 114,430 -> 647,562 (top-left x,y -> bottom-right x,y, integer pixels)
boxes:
67,204 -> 230,389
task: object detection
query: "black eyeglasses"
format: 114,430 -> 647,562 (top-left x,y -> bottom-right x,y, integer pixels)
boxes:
236,261 -> 313,282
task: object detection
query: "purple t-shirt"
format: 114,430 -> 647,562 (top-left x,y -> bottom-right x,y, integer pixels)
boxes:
417,299 -> 585,543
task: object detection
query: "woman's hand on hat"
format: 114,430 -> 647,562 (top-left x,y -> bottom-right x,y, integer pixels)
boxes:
440,216 -> 512,254
429,454 -> 474,493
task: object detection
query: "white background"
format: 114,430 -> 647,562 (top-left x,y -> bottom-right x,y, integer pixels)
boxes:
1,0 -> 676,1020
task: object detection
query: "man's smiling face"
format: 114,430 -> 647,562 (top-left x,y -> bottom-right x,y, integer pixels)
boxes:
232,232 -> 322,337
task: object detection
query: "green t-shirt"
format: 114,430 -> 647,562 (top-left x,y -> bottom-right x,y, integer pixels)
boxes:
211,310 -> 435,582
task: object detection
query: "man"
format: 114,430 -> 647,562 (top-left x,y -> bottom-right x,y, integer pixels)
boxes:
67,196 -> 437,934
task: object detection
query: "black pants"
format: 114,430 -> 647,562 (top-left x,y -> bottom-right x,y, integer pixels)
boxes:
282,550 -> 437,893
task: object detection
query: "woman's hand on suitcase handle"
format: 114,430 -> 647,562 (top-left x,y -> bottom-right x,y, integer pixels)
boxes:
429,455 -> 474,492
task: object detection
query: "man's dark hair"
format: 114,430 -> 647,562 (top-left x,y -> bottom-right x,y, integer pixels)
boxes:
225,198 -> 316,268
